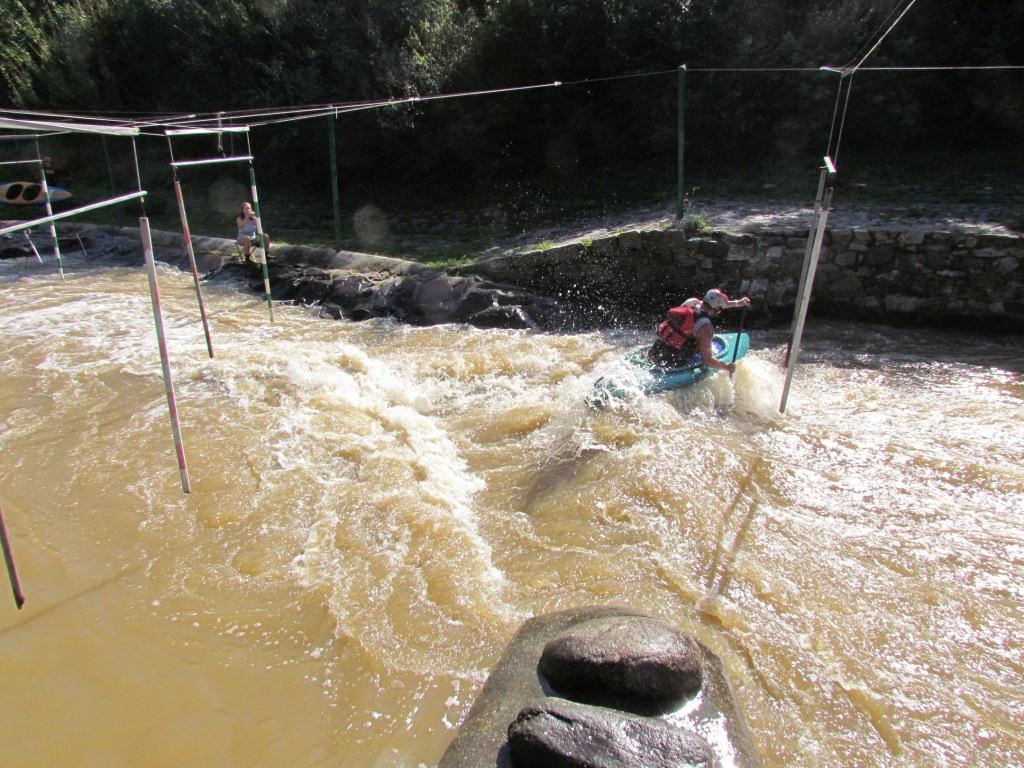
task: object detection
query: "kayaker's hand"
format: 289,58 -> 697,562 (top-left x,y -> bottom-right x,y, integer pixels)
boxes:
726,362 -> 736,375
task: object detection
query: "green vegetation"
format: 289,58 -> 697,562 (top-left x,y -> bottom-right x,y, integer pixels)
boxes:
682,213 -> 713,234
1,1 -> 1019,260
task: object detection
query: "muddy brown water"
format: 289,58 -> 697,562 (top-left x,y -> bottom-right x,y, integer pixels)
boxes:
1,259 -> 1021,767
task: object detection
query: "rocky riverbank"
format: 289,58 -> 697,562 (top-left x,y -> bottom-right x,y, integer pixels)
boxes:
4,208 -> 1021,333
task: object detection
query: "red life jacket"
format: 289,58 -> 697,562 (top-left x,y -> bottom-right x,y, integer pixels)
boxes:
657,305 -> 706,350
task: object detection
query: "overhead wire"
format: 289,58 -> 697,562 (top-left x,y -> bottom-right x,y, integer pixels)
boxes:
824,0 -> 922,164
4,57 -> 1017,135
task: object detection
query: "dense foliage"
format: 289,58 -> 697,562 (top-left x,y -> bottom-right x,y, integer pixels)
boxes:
2,0 -> 1021,208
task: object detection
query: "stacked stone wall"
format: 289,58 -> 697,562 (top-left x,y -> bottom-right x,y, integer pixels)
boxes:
467,227 -> 1024,331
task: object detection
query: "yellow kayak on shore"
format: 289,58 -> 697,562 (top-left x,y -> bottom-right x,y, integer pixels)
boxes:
0,181 -> 72,205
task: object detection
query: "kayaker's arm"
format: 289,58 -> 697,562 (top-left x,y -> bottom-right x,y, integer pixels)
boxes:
697,325 -> 735,374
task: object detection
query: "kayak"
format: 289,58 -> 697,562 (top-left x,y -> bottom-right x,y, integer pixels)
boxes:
0,181 -> 72,206
590,332 -> 750,405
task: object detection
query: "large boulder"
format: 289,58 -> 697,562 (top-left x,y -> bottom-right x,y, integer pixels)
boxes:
508,697 -> 716,768
539,615 -> 703,712
438,606 -> 759,768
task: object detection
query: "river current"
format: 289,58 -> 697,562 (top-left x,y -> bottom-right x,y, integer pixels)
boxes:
1,257 -> 1021,767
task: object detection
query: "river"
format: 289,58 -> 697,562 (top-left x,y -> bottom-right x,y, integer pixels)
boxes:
1,257 -> 1021,767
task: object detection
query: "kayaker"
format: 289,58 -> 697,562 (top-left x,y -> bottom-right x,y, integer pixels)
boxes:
649,288 -> 751,372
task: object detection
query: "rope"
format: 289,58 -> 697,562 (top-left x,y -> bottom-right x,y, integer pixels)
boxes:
841,0 -> 914,72
845,0 -> 921,77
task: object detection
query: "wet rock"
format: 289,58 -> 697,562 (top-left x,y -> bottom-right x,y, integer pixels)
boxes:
438,607 -> 759,768
270,266 -> 333,304
539,615 -> 702,711
508,698 -> 716,768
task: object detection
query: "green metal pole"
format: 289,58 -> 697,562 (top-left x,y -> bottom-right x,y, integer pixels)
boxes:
249,165 -> 275,322
676,65 -> 687,220
102,135 -> 116,194
328,113 -> 342,249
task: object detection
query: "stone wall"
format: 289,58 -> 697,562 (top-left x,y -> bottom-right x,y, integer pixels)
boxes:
462,227 -> 1024,331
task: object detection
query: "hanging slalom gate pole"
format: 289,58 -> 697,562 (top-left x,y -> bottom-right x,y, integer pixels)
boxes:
676,65 -> 687,220
23,231 -> 43,263
172,179 -> 214,357
76,232 -> 89,264
132,134 -> 191,493
328,112 -> 343,249
779,157 -> 836,413
783,163 -> 830,369
101,135 -> 116,194
140,217 -> 192,493
248,162 -> 274,322
35,139 -> 64,280
0,503 -> 25,609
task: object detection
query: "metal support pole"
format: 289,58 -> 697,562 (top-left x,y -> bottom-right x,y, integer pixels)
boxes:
173,179 -> 214,358
248,165 -> 274,321
780,158 -> 836,413
140,216 -> 191,493
328,112 -> 342,249
0,503 -> 25,609
676,65 -> 687,220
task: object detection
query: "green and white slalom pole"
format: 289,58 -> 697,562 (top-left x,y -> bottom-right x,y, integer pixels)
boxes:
248,163 -> 274,322
35,140 -> 64,280
172,176 -> 214,357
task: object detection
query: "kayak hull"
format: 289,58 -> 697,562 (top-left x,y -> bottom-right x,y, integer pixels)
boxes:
591,332 -> 750,404
0,181 -> 72,206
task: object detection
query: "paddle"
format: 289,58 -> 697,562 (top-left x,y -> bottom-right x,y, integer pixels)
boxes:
729,307 -> 747,379
0,504 -> 25,609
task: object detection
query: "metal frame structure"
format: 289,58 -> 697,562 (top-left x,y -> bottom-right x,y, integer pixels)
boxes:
0,144 -> 66,278
0,117 -> 192,493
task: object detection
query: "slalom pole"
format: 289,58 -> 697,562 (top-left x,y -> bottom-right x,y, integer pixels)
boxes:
35,139 -> 64,280
23,231 -> 43,263
76,232 -> 89,264
784,163 -> 829,368
780,158 -> 836,413
0,503 -> 25,609
676,64 -> 686,219
132,135 -> 191,492
172,178 -> 214,357
140,216 -> 191,493
247,153 -> 274,321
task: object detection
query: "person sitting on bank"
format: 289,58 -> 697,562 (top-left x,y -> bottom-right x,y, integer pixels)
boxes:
236,201 -> 270,261
649,288 -> 751,372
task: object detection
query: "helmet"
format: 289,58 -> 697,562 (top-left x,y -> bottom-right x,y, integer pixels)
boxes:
703,288 -> 729,310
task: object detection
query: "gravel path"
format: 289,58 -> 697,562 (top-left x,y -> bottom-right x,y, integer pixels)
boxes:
484,195 -> 1022,255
